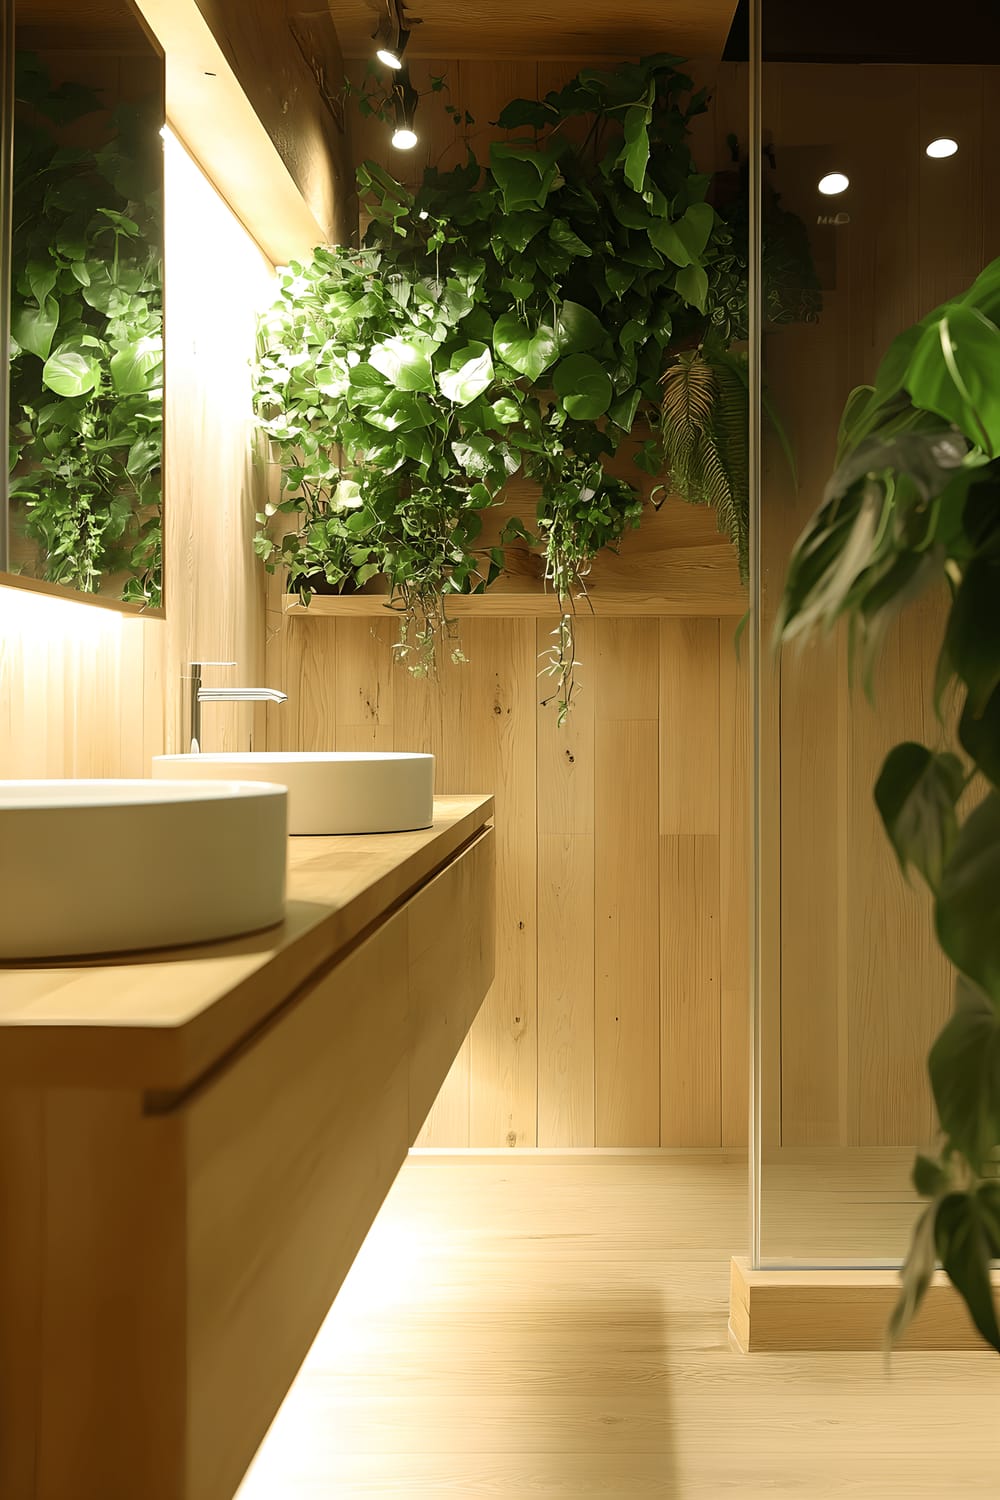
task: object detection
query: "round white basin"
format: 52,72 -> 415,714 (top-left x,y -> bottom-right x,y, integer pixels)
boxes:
0,779 -> 287,960
152,752 -> 435,836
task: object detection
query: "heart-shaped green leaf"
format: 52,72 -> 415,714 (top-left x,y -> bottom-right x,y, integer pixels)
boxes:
937,790 -> 1000,1002
555,299 -> 606,355
493,312 -> 558,381
907,305 -> 1000,455
109,334 -> 162,395
675,262 -> 708,313
553,353 -> 613,419
42,346 -> 100,397
438,343 -> 495,406
550,218 -> 592,258
12,296 -> 59,360
369,334 -> 438,392
874,741 -> 965,891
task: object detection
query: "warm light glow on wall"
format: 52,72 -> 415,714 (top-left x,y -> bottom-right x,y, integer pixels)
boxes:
0,582 -> 124,649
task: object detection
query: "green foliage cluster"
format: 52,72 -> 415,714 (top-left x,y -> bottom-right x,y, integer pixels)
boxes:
8,54 -> 163,605
777,256 -> 1000,1351
254,54 -> 748,716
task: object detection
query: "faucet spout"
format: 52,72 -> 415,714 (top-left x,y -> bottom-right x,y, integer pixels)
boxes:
185,662 -> 286,753
197,687 -> 288,704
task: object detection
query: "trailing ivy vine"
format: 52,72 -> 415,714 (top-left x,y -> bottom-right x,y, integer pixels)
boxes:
776,255 -> 1000,1351
7,54 -> 163,605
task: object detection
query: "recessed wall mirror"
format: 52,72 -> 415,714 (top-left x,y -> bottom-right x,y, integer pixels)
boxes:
0,0 -> 164,610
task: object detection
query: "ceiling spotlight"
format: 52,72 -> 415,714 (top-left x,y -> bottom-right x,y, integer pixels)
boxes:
926,137 -> 959,159
372,1 -> 410,69
391,74 -> 419,150
818,171 -> 850,196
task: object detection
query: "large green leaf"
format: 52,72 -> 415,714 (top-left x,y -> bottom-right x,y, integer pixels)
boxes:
12,297 -> 59,360
489,142 -> 559,213
960,685 -> 1000,789
649,202 -> 714,267
874,741 -> 965,891
493,312 -> 558,381
126,434 -> 160,477
554,300 -> 606,355
936,790 -> 1000,1002
934,1188 -> 1000,1352
549,218 -> 592,258
608,388 -> 642,432
620,103 -> 651,192
494,212 -> 547,254
109,335 -> 162,395
369,335 -> 437,393
929,977 -> 1000,1168
907,304 -> 1000,456
945,556 -> 1000,715
437,343 -> 495,406
675,262 -> 708,313
27,260 -> 57,306
42,347 -> 100,397
553,353 -> 613,420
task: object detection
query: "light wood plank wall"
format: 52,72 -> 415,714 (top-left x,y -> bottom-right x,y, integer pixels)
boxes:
267,611 -> 750,1149
0,130 -> 273,779
263,58 -> 751,1149
761,63 -> 1000,1151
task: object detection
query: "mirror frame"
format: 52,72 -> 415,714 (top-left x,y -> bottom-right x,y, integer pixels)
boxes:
0,0 -> 166,617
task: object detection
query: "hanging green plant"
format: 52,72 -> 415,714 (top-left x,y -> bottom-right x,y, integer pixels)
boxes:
775,254 -> 1000,1351
7,53 -> 163,605
255,55 -> 815,715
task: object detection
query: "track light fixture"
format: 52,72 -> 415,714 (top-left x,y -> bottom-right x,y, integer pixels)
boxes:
371,0 -> 411,70
391,73 -> 419,150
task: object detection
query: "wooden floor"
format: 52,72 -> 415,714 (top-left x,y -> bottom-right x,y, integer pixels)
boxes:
236,1154 -> 1000,1499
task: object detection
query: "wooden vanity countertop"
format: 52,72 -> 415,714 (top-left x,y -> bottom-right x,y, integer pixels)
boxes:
0,795 -> 493,1093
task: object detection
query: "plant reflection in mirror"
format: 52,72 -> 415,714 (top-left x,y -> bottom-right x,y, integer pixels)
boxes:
7,54 -> 163,605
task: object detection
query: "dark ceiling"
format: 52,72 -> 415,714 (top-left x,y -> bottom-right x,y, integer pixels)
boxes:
725,0 -> 1000,62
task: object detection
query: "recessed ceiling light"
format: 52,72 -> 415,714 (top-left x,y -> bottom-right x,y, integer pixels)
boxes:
926,137 -> 959,158
818,172 -> 850,196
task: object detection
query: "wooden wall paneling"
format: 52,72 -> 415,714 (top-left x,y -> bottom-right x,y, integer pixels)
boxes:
660,833 -> 721,1146
761,68 -> 855,1148
334,618 -> 396,751
845,595 -> 952,1147
536,616 -> 596,1147
163,135 -> 272,756
984,68 -> 1000,263
659,618 -> 720,835
659,619 -> 722,1146
916,66 -> 985,313
593,620 -> 660,1146
462,621 -> 538,1147
718,627 -> 750,1147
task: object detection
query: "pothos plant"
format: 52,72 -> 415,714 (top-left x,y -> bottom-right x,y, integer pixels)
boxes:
255,53 -> 752,716
7,53 -> 163,605
776,255 -> 1000,1351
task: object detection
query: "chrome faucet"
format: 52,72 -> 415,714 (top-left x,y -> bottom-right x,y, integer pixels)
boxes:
185,661 -> 287,753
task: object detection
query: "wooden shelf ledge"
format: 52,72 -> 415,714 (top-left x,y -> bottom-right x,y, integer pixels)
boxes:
283,590 -> 747,620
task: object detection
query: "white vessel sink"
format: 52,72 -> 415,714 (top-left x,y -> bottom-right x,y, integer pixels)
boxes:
153,751 -> 435,835
0,779 -> 287,960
